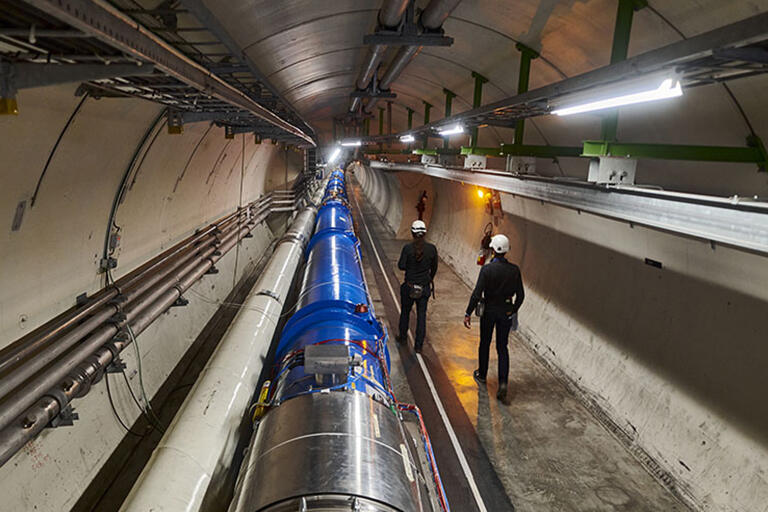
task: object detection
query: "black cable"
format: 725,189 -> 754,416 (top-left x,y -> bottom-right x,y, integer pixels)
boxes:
105,372 -> 145,438
121,366 -> 166,435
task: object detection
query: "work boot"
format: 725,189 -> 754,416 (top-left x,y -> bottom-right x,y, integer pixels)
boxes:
473,370 -> 486,384
414,343 -> 423,354
395,334 -> 406,344
497,382 -> 508,402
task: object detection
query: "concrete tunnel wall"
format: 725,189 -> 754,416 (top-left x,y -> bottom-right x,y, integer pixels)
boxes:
354,163 -> 768,512
0,84 -> 303,511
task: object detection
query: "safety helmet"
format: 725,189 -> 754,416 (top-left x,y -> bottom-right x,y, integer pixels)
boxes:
489,234 -> 510,254
411,220 -> 427,236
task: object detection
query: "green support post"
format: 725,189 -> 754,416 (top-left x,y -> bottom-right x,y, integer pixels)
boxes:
378,107 -> 385,136
513,44 -> 539,147
364,118 -> 370,137
422,100 -> 432,149
407,107 -> 414,131
443,88 -> 456,149
601,0 -> 648,141
470,71 -> 488,147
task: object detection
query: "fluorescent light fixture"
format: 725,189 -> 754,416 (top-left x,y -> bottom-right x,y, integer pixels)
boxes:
437,124 -> 464,136
400,134 -> 415,143
552,78 -> 683,116
328,147 -> 341,163
340,139 -> 362,147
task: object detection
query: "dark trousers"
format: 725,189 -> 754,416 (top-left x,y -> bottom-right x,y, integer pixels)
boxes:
399,282 -> 429,348
479,310 -> 513,384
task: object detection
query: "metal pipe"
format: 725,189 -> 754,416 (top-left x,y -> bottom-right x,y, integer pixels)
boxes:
0,214 -> 265,466
420,0 -> 462,29
0,192 -> 279,380
0,207 -> 251,402
365,0 -> 462,114
0,203 -> 242,375
119,182 -> 327,512
0,193 -> 290,439
348,0 -> 410,113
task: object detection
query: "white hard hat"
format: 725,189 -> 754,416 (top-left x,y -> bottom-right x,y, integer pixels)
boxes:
411,220 -> 427,235
490,234 -> 510,254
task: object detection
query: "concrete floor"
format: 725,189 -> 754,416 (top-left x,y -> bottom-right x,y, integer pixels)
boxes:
350,181 -> 690,512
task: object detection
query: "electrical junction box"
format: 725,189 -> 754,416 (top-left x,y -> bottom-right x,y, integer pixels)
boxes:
506,155 -> 536,174
464,154 -> 487,170
304,344 -> 350,376
588,156 -> 637,185
421,154 -> 437,165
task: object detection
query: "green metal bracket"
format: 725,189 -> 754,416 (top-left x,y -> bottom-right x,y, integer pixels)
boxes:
442,89 -> 456,149
461,145 -> 582,158
378,107 -> 385,136
422,100 -> 432,124
422,100 -> 433,149
469,71 -> 489,147
406,107 -> 414,130
412,148 -> 460,156
364,118 -> 370,136
582,138 -> 768,170
513,43 -> 540,147
601,0 -> 648,141
442,88 -> 456,117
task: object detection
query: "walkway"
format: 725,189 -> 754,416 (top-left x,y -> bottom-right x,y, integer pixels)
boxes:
350,180 -> 689,512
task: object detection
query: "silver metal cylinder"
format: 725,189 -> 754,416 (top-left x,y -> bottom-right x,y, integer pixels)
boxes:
229,392 -> 431,512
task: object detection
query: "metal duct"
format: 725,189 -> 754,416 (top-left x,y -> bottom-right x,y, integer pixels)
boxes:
349,0 -> 410,113
365,0 -> 461,114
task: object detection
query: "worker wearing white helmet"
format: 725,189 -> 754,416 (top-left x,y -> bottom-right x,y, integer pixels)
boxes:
396,220 -> 438,353
464,233 -> 525,402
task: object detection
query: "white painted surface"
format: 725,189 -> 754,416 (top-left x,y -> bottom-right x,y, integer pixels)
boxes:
0,84 -> 302,511
359,164 -> 768,512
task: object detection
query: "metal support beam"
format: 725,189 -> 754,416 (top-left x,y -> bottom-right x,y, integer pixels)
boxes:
513,44 -> 538,147
387,100 -> 393,135
583,138 -> 768,170
363,33 -> 453,46
601,0 -> 648,141
422,100 -> 432,149
19,0 -> 314,144
470,71 -> 488,147
443,88 -> 456,149
370,160 -> 768,255
461,144 -> 582,158
177,0 -> 313,138
407,107 -> 414,130
1,62 -> 154,96
364,118 -> 370,136
378,107 -> 385,135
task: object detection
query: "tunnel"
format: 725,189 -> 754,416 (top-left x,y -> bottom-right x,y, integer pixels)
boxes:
1,1 -> 767,511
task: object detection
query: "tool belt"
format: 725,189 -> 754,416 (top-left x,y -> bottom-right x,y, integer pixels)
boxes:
407,282 -> 426,299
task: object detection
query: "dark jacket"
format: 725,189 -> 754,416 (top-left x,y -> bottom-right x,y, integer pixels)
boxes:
398,240 -> 438,287
465,256 -> 524,316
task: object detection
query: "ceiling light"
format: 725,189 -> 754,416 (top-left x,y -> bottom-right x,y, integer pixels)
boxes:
477,189 -> 485,199
340,139 -> 362,147
552,77 -> 683,116
400,134 -> 415,143
437,124 -> 464,136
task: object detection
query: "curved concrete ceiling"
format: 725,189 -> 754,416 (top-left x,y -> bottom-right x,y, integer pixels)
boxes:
202,0 -> 768,145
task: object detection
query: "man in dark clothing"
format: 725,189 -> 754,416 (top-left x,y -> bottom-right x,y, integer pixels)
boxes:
463,234 -> 524,401
397,220 -> 438,353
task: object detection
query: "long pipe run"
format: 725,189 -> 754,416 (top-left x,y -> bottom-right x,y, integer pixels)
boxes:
0,190 -> 302,466
365,0 -> 461,114
119,180 -> 327,512
348,0 -> 410,113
